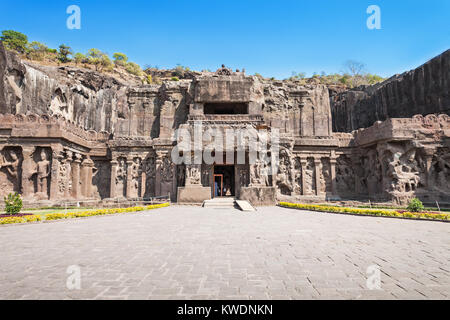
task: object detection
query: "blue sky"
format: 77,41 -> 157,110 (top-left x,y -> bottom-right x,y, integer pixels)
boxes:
1,0 -> 449,79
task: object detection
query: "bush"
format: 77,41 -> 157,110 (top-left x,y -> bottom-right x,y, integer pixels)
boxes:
171,76 -> 180,82
125,62 -> 143,76
407,198 -> 424,212
4,193 -> 23,215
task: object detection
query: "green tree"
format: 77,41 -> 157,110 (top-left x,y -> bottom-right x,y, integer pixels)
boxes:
27,41 -> 48,61
86,49 -> 112,71
113,52 -> 128,66
74,53 -> 86,65
58,44 -> 73,63
0,30 -> 28,53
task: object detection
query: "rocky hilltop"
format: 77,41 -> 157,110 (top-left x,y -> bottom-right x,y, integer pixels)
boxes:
331,49 -> 450,132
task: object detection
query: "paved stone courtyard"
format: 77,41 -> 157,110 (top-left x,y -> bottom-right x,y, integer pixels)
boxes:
0,206 -> 449,300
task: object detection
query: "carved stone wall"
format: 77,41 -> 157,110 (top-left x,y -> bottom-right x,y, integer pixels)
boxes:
1,44 -> 449,206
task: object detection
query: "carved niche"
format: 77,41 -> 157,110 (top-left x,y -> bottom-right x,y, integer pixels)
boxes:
276,149 -> 293,195
115,157 -> 127,198
32,148 -> 52,200
130,157 -> 143,198
336,155 -> 354,195
0,147 -> 22,197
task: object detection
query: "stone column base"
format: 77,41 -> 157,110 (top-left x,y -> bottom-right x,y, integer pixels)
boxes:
177,186 -> 212,204
240,187 -> 276,206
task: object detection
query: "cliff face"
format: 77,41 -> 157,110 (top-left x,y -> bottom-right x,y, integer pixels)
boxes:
0,42 -> 134,133
331,49 -> 450,132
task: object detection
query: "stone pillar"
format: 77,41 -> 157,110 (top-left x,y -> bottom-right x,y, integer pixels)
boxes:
64,151 -> 73,199
155,153 -> 164,197
110,160 -> 118,199
71,153 -> 82,199
50,147 -> 63,201
81,155 -> 95,198
423,149 -> 435,189
21,146 -> 36,199
330,158 -> 337,196
300,157 -> 308,195
126,157 -> 134,199
314,158 -> 322,196
141,167 -> 146,199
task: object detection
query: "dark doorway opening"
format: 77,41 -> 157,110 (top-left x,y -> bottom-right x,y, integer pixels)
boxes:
204,103 -> 248,115
213,165 -> 235,197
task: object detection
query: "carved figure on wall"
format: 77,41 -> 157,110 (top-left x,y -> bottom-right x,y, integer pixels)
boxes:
432,151 -> 450,191
276,148 -> 295,194
186,166 -> 201,185
0,150 -> 20,184
162,156 -> 174,182
131,158 -> 142,197
293,158 -> 302,194
378,143 -> 424,197
0,149 -> 21,194
58,159 -> 67,194
304,158 -> 315,195
250,159 -> 265,186
116,158 -> 127,197
33,150 -> 51,197
336,155 -> 354,194
320,158 -> 332,193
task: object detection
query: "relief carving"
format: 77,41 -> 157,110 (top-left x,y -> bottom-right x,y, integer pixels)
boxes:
0,148 -> 22,196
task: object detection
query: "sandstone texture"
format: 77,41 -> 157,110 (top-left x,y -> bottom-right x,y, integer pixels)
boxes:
0,42 -> 449,207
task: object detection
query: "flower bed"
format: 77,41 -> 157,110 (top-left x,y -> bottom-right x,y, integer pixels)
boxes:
279,202 -> 450,222
0,213 -> 33,218
0,215 -> 42,225
0,203 -> 170,225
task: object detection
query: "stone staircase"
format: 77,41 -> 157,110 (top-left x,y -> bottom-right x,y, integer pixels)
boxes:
202,198 -> 256,212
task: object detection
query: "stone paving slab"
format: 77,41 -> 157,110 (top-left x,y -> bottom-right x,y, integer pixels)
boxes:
0,206 -> 449,300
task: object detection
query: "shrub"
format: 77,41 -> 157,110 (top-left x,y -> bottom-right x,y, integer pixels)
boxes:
407,198 -> 425,213
171,76 -> 180,82
125,62 -> 143,76
4,193 -> 23,215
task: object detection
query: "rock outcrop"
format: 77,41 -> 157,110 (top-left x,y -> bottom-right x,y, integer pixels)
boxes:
331,49 -> 450,132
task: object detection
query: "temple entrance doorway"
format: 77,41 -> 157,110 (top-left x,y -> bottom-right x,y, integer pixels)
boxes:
213,165 -> 235,197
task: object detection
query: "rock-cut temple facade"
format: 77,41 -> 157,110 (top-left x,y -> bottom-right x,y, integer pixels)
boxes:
0,43 -> 449,207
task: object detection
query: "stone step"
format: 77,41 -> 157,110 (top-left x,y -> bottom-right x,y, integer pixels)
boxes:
203,198 -> 237,209
235,200 -> 257,212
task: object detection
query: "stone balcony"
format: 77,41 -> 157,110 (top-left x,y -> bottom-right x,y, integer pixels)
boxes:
187,114 -> 264,126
